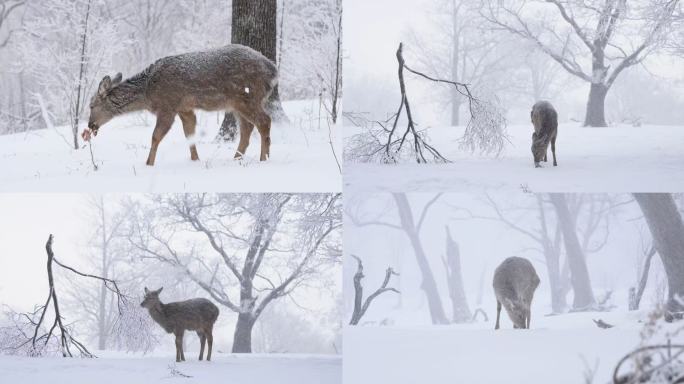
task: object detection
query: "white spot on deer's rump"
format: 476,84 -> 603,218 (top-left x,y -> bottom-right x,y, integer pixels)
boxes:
244,87 -> 250,94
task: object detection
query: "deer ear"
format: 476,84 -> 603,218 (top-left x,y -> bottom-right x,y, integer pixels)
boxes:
98,76 -> 112,96
112,72 -> 123,85
156,287 -> 163,294
144,287 -> 149,294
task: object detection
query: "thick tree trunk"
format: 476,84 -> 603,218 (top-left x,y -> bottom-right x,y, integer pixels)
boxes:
634,194 -> 684,315
393,194 -> 449,324
549,194 -> 596,310
583,83 -> 608,127
232,313 -> 255,353
444,227 -> 471,322
218,0 -> 287,141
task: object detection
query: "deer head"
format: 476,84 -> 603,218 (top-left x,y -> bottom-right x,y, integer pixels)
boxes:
140,286 -> 163,308
87,73 -> 123,134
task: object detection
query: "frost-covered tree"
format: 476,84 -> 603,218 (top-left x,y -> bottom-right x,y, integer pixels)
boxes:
405,0 -> 523,126
481,0 -> 680,127
125,193 -> 342,353
15,0 -> 129,148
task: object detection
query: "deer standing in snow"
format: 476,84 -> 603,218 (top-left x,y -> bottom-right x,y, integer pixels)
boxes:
85,44 -> 278,166
493,257 -> 540,330
531,100 -> 558,168
140,287 -> 219,362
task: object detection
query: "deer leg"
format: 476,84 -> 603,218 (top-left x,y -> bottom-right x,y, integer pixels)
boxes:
174,332 -> 182,362
180,332 -> 186,361
234,115 -> 255,159
198,331 -> 206,361
179,111 -> 199,161
551,135 -> 557,166
206,330 -> 214,361
526,308 -> 531,329
495,300 -> 502,330
252,110 -> 272,161
146,112 -> 175,166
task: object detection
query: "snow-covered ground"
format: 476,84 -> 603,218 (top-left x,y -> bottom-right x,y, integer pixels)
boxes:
0,100 -> 341,192
344,310 -> 674,384
344,123 -> 684,193
0,352 -> 341,384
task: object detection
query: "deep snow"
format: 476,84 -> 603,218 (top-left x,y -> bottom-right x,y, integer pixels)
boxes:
0,100 -> 341,192
344,123 -> 684,193
0,352 -> 341,384
344,310 -> 675,384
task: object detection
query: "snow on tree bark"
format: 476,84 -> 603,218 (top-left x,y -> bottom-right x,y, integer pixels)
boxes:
218,0 -> 287,141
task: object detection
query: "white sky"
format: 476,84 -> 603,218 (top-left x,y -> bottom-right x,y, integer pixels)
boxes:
0,194 -> 88,312
343,0 -> 684,126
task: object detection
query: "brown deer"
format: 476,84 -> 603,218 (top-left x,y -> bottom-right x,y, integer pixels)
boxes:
531,100 -> 558,168
140,287 -> 220,362
85,44 -> 278,166
493,257 -> 540,330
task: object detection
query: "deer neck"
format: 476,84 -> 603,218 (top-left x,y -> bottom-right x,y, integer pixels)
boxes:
107,81 -> 148,116
147,301 -> 172,332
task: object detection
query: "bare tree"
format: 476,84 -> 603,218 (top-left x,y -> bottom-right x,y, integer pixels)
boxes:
348,193 -> 450,324
348,255 -> 399,325
0,0 -> 24,48
481,0 -> 680,126
443,226 -> 471,322
634,193 -> 684,317
126,193 -> 341,353
63,196 -> 129,350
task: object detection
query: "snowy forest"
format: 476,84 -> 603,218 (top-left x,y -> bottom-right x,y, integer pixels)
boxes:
0,193 -> 342,382
0,0 -> 343,192
344,191 -> 684,383
343,0 -> 684,192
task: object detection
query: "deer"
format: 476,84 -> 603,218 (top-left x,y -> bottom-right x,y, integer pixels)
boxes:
84,44 -> 278,166
493,257 -> 540,330
140,287 -> 220,362
530,100 -> 558,168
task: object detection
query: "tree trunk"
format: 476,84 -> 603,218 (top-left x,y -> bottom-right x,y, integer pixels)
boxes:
549,194 -> 596,309
73,0 -> 93,149
583,83 -> 608,127
393,193 -> 449,324
218,0 -> 287,141
450,3 -> 460,127
232,313 -> 255,353
537,196 -> 567,313
634,194 -> 684,315
97,197 -> 109,350
444,227 -> 471,322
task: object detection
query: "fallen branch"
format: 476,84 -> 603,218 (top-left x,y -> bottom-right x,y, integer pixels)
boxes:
16,234 -> 128,358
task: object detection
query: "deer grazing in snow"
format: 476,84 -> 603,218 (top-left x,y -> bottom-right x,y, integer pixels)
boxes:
493,257 -> 540,330
530,100 -> 558,168
140,287 -> 219,362
85,44 -> 278,166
